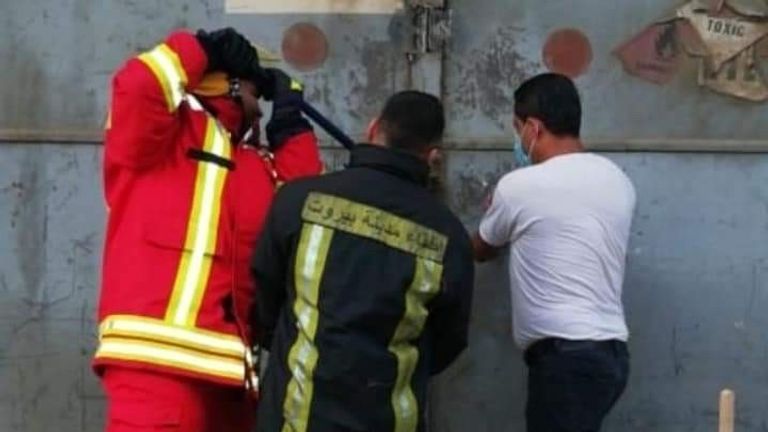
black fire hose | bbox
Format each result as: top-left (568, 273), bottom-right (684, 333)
top-left (297, 100), bottom-right (356, 151)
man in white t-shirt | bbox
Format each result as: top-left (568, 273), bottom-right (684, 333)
top-left (474, 73), bottom-right (636, 432)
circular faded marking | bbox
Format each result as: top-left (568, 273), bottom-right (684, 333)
top-left (282, 22), bottom-right (329, 72)
top-left (542, 28), bottom-right (593, 78)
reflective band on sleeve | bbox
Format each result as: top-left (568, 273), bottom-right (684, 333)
top-left (281, 224), bottom-right (334, 432)
top-left (100, 315), bottom-right (246, 358)
top-left (95, 337), bottom-right (244, 381)
top-left (138, 43), bottom-right (189, 112)
top-left (165, 118), bottom-right (232, 327)
top-left (389, 258), bottom-right (443, 432)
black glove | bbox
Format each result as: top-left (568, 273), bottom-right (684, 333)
top-left (196, 28), bottom-right (262, 81)
top-left (264, 68), bottom-right (313, 150)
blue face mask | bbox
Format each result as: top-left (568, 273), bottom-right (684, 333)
top-left (514, 135), bottom-right (532, 168)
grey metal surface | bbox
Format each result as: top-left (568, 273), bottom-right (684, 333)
top-left (2, 0), bottom-right (768, 431)
top-left (227, 12), bottom-right (410, 139)
top-left (0, 0), bottom-right (227, 132)
top-left (0, 145), bottom-right (105, 432)
top-left (444, 0), bottom-right (768, 143)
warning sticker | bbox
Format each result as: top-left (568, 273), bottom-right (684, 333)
top-left (614, 0), bottom-right (768, 101)
top-left (699, 46), bottom-right (768, 101)
top-left (614, 22), bottom-right (683, 84)
top-left (678, 1), bottom-right (768, 69)
top-left (226, 0), bottom-right (404, 14)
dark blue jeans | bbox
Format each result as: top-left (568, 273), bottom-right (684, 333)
top-left (524, 339), bottom-right (629, 432)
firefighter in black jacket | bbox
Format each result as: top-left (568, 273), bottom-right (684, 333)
top-left (251, 91), bottom-right (474, 432)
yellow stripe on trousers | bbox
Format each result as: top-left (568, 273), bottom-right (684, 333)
top-left (165, 118), bottom-right (231, 327)
top-left (389, 257), bottom-right (443, 432)
top-left (281, 224), bottom-right (334, 432)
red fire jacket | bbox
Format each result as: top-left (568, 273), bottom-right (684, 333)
top-left (93, 31), bottom-right (322, 387)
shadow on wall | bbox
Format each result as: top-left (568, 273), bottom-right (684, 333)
top-left (2, 37), bottom-right (51, 130)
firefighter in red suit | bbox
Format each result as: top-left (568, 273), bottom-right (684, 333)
top-left (93, 27), bottom-right (322, 431)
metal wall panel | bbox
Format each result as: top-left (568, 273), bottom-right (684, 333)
top-left (444, 0), bottom-right (768, 145)
top-left (0, 0), bottom-right (226, 132)
top-left (2, 1), bottom-right (768, 431)
top-left (0, 145), bottom-right (105, 432)
top-left (226, 11), bottom-right (409, 139)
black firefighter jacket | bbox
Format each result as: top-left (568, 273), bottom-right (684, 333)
top-left (252, 144), bottom-right (474, 432)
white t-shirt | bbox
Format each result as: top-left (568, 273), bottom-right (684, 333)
top-left (479, 153), bottom-right (636, 349)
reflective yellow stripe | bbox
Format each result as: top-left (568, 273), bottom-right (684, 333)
top-left (282, 224), bottom-right (334, 432)
top-left (302, 193), bottom-right (448, 262)
top-left (99, 315), bottom-right (246, 358)
top-left (138, 43), bottom-right (188, 112)
top-left (158, 44), bottom-right (188, 84)
top-left (165, 118), bottom-right (231, 326)
top-left (95, 337), bottom-right (244, 381)
top-left (389, 258), bottom-right (443, 432)
top-left (139, 51), bottom-right (174, 112)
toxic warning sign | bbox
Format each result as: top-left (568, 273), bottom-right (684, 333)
top-left (699, 46), bottom-right (768, 101)
top-left (677, 1), bottom-right (768, 69)
top-left (614, 0), bottom-right (768, 102)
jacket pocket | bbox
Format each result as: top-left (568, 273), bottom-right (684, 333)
top-left (143, 213), bottom-right (230, 258)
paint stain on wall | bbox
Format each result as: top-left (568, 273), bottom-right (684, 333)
top-left (344, 39), bottom-right (398, 122)
top-left (282, 22), bottom-right (330, 72)
top-left (542, 28), bottom-right (593, 78)
top-left (452, 26), bottom-right (539, 128)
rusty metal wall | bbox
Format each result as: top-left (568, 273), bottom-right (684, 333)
top-left (2, 1), bottom-right (768, 431)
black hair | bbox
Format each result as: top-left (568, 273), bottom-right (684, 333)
top-left (378, 91), bottom-right (445, 153)
top-left (514, 73), bottom-right (581, 138)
